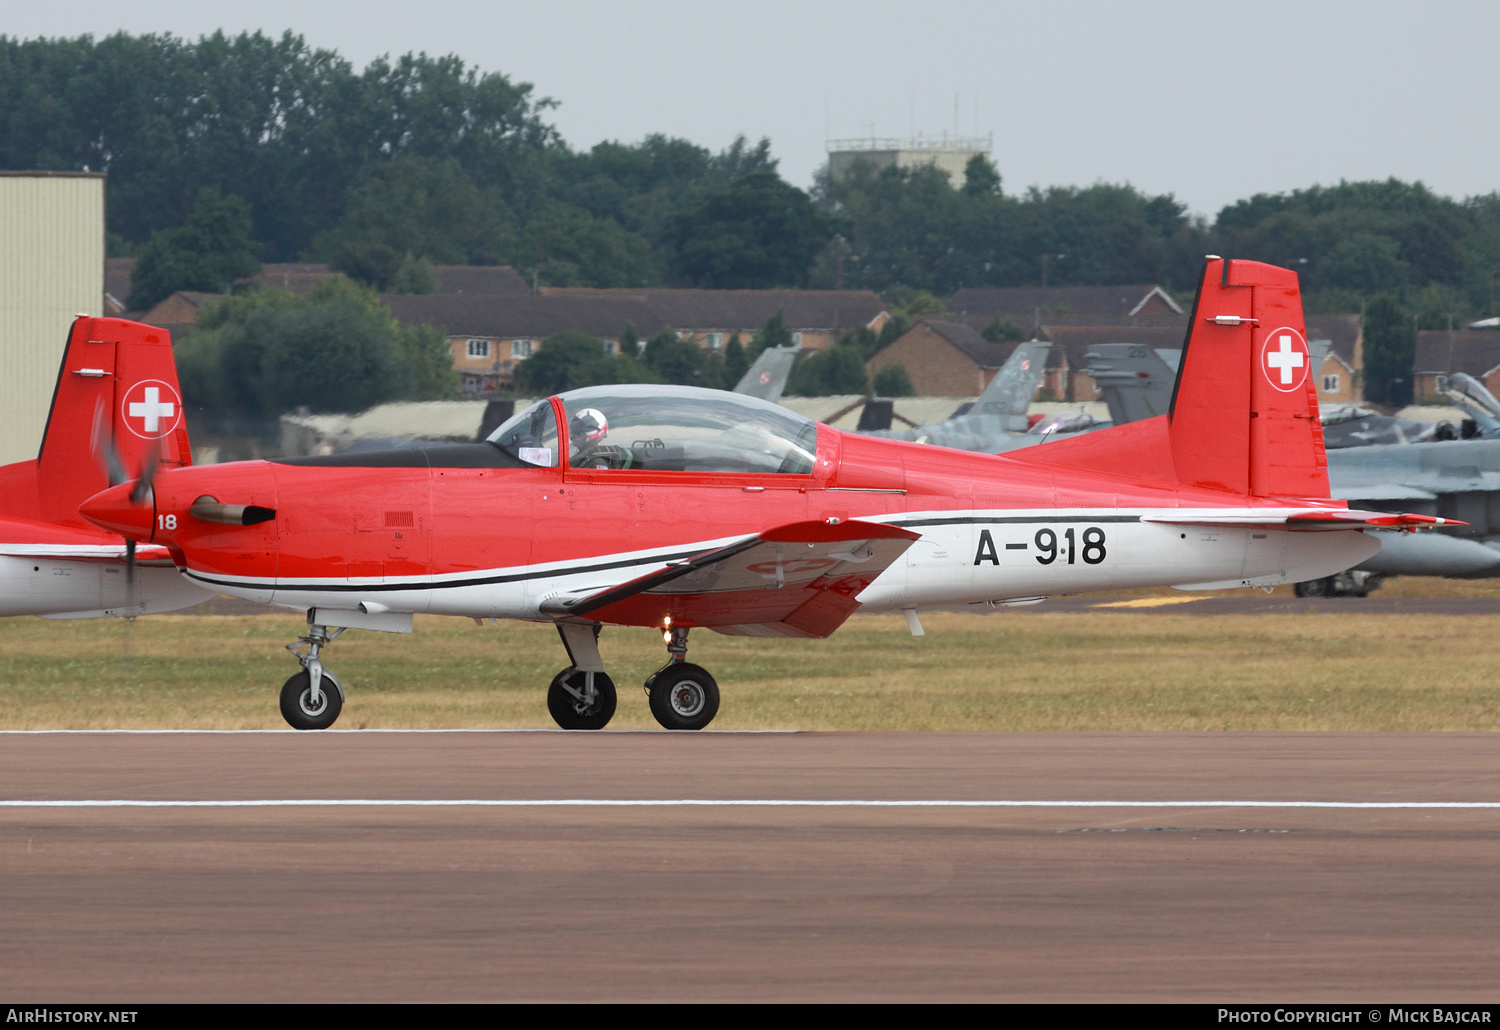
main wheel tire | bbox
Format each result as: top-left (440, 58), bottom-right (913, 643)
top-left (547, 668), bottom-right (617, 730)
top-left (647, 663), bottom-right (720, 731)
top-left (280, 670), bottom-right (343, 730)
top-left (1294, 578), bottom-right (1330, 598)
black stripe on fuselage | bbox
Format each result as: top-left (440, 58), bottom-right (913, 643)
top-left (273, 443), bottom-right (529, 469)
top-left (890, 515), bottom-right (1143, 528)
top-left (182, 546), bottom-right (710, 594)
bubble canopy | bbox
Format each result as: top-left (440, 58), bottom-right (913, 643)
top-left (486, 384), bottom-right (818, 474)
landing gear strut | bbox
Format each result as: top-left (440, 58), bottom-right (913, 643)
top-left (281, 621), bottom-right (346, 730)
top-left (645, 626), bottom-right (720, 731)
top-left (1294, 570), bottom-right (1385, 598)
top-left (548, 623), bottom-right (617, 730)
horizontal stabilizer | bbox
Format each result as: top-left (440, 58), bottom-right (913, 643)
top-left (542, 519), bottom-right (918, 637)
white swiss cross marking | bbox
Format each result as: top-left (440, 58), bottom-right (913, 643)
top-left (129, 387), bottom-right (174, 432)
top-left (1267, 334), bottom-right (1303, 384)
top-left (1259, 328), bottom-right (1309, 393)
top-left (120, 379), bottom-right (183, 439)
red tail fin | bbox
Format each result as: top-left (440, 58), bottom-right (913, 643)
top-left (1170, 258), bottom-right (1326, 497)
top-left (34, 317), bottom-right (192, 526)
top-left (1011, 258), bottom-right (1328, 499)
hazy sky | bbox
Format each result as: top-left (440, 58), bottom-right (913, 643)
top-left (9, 1), bottom-right (1499, 218)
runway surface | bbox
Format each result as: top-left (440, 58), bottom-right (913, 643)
top-left (1, 731), bottom-right (1497, 1002)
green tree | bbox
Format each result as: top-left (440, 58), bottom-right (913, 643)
top-left (512, 331), bottom-right (656, 394)
top-left (669, 170), bottom-right (835, 288)
top-left (1362, 293), bottom-right (1416, 408)
top-left (127, 187), bottom-right (260, 309)
top-left (786, 344), bottom-right (868, 397)
top-left (312, 156), bottom-right (510, 290)
top-left (962, 154), bottom-right (1001, 197)
top-left (641, 330), bottom-right (726, 388)
top-left (750, 311), bottom-right (794, 360)
top-left (181, 277), bottom-right (454, 417)
top-left (512, 203), bottom-right (659, 287)
top-left (619, 323), bottom-right (640, 356)
top-left (722, 334), bottom-right (748, 387)
top-left (872, 363), bottom-right (915, 397)
top-left (983, 317), bottom-right (1026, 343)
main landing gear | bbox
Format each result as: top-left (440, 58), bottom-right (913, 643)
top-left (645, 626), bottom-right (720, 731)
top-left (547, 623), bottom-right (720, 732)
top-left (281, 621), bottom-right (346, 730)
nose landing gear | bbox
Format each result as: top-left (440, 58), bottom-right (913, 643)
top-left (644, 626), bottom-right (720, 731)
top-left (281, 622), bottom-right (346, 730)
top-left (547, 668), bottom-right (618, 729)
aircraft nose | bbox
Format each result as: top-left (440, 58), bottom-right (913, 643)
top-left (79, 482), bottom-right (155, 542)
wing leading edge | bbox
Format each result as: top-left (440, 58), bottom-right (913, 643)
top-left (541, 519), bottom-right (919, 638)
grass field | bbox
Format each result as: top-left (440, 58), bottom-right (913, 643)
top-left (2, 578), bottom-right (1497, 730)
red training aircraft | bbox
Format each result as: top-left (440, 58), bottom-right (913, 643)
top-left (0, 316), bottom-right (209, 619)
top-left (80, 259), bottom-right (1447, 730)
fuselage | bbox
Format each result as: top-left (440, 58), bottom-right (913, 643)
top-left (81, 419), bottom-right (1378, 625)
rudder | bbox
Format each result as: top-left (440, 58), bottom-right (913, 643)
top-left (36, 317), bottom-right (192, 526)
top-left (1169, 258), bottom-right (1327, 498)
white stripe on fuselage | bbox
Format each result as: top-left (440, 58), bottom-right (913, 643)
top-left (184, 507), bottom-right (1380, 619)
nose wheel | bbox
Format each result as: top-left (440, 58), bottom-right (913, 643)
top-left (547, 668), bottom-right (618, 730)
top-left (280, 669), bottom-right (344, 730)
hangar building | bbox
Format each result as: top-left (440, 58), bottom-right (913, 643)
top-left (0, 172), bottom-right (105, 464)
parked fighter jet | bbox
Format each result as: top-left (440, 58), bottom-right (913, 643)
top-left (80, 259), bottom-right (1443, 731)
top-left (866, 340), bottom-right (1050, 450)
top-left (1437, 373), bottom-right (1500, 438)
top-left (0, 316), bottom-right (211, 618)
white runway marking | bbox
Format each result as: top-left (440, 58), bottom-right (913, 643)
top-left (1, 799), bottom-right (1498, 809)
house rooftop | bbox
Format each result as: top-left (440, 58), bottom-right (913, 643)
top-left (540, 287), bottom-right (887, 331)
top-left (947, 284), bottom-right (1183, 322)
top-left (1415, 330), bottom-right (1500, 377)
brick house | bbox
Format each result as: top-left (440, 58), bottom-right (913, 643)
top-left (1304, 314), bottom-right (1362, 402)
top-left (864, 318), bottom-right (1029, 396)
top-left (383, 293), bottom-right (668, 394)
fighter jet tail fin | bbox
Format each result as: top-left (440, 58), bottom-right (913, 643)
top-left (1084, 343), bottom-right (1177, 427)
top-left (1167, 257), bottom-right (1327, 497)
top-left (35, 317), bottom-right (192, 526)
top-left (969, 339), bottom-right (1049, 430)
top-left (734, 345), bottom-right (801, 402)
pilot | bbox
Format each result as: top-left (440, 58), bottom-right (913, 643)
top-left (570, 408), bottom-right (628, 469)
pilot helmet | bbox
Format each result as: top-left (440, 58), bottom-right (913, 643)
top-left (570, 407), bottom-right (609, 444)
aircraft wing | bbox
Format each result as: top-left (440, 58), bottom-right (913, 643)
top-left (1142, 510), bottom-right (1458, 531)
top-left (0, 543), bottom-right (174, 562)
top-left (540, 519), bottom-right (919, 638)
top-left (1333, 484), bottom-right (1439, 502)
top-left (0, 516), bottom-right (175, 564)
